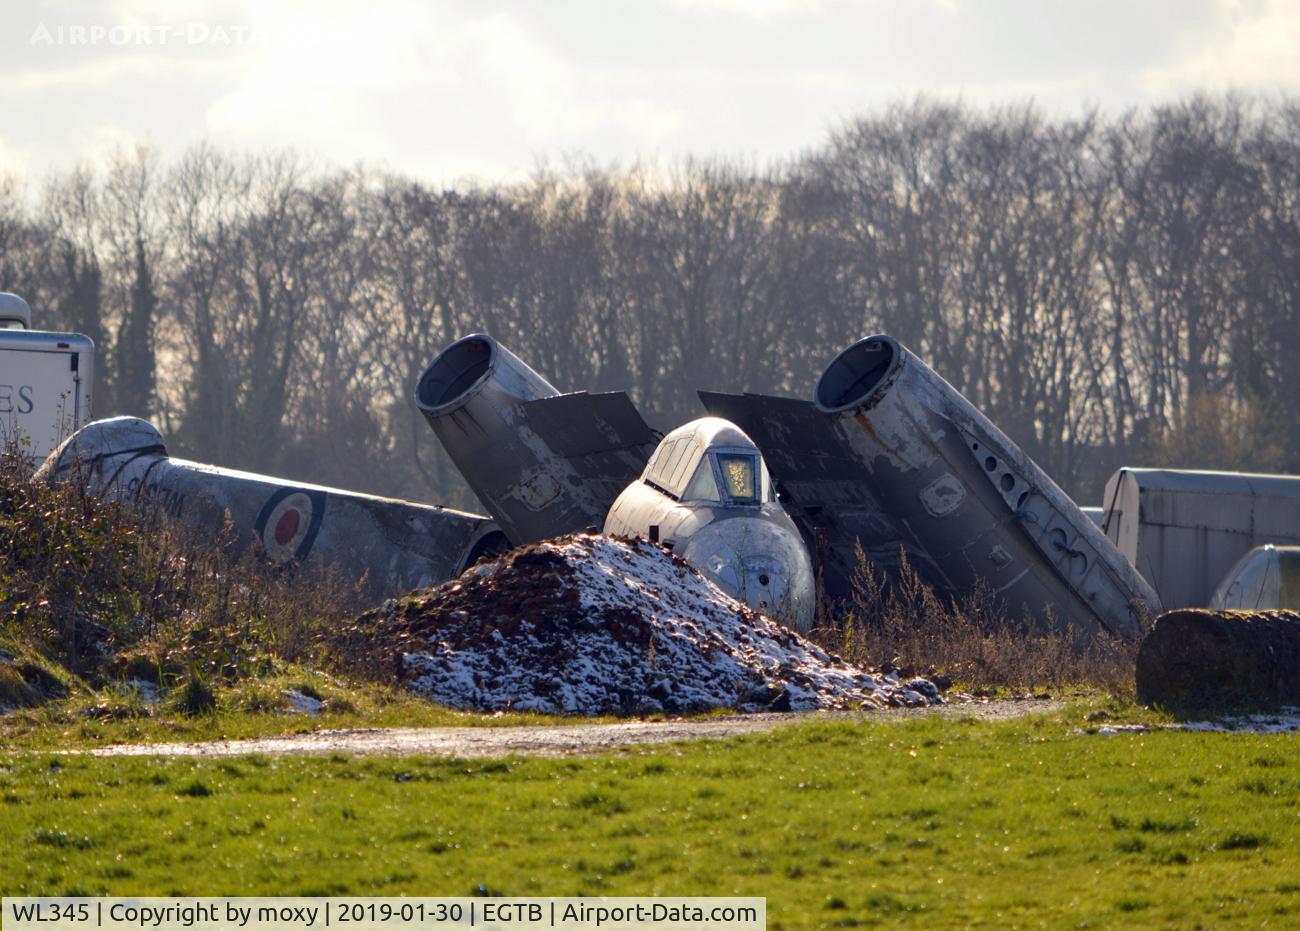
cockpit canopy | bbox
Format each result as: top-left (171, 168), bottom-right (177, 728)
top-left (641, 417), bottom-right (773, 506)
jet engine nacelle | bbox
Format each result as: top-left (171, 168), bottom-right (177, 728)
top-left (37, 417), bottom-right (505, 601)
top-left (605, 418), bottom-right (816, 630)
top-left (417, 334), bottom-right (657, 546)
top-left (814, 335), bottom-right (1160, 638)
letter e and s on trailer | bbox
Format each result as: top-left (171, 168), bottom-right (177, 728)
top-left (0, 328), bottom-right (95, 464)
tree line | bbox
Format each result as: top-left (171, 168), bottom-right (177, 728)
top-left (3, 94), bottom-right (1297, 510)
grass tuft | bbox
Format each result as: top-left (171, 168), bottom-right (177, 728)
top-left (172, 671), bottom-right (217, 717)
top-left (177, 780), bottom-right (213, 798)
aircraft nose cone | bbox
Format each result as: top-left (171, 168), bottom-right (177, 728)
top-left (737, 554), bottom-right (787, 611)
top-left (680, 516), bottom-right (815, 631)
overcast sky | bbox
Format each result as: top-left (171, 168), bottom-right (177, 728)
top-left (4, 0), bottom-right (1300, 184)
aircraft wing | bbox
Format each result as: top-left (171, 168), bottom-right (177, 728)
top-left (697, 390), bottom-right (919, 600)
top-left (509, 391), bottom-right (659, 533)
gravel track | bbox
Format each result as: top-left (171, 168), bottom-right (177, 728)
top-left (83, 698), bottom-right (1064, 758)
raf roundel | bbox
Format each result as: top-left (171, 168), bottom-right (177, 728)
top-left (253, 487), bottom-right (326, 564)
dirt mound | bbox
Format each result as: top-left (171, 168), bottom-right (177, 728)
top-left (349, 533), bottom-right (942, 715)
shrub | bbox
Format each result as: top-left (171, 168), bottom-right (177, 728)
top-left (0, 441), bottom-right (354, 701)
top-left (814, 545), bottom-right (1141, 692)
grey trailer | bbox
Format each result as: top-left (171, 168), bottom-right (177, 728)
top-left (416, 334), bottom-right (658, 546)
top-left (1103, 468), bottom-right (1300, 609)
top-left (38, 417), bottom-right (505, 601)
top-left (705, 335), bottom-right (1160, 640)
top-left (1210, 545), bottom-right (1300, 611)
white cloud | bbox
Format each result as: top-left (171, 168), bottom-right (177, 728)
top-left (662, 0), bottom-right (824, 18)
top-left (1140, 0), bottom-right (1300, 95)
top-left (201, 0), bottom-right (448, 163)
top-left (79, 124), bottom-right (151, 167)
top-left (6, 0), bottom-right (1300, 186)
top-left (108, 0), bottom-right (235, 18)
top-left (0, 137), bottom-right (34, 179)
top-left (5, 55), bottom-right (167, 93)
top-left (462, 12), bottom-right (682, 143)
top-left (202, 0), bottom-right (684, 178)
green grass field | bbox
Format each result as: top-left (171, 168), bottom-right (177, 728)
top-left (2, 698), bottom-right (1298, 929)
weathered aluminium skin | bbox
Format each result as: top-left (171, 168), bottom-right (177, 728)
top-left (416, 334), bottom-right (658, 546)
top-left (37, 416), bottom-right (505, 602)
top-left (697, 388), bottom-right (910, 603)
top-left (604, 417), bottom-right (817, 631)
top-left (703, 336), bottom-right (1161, 639)
top-left (419, 335), bottom-right (819, 628)
top-left (812, 335), bottom-right (1160, 639)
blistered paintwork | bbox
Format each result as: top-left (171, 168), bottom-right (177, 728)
top-left (680, 517), bottom-right (816, 631)
top-left (697, 390), bottom-right (913, 600)
top-left (37, 417), bottom-right (503, 601)
top-left (704, 339), bottom-right (1159, 639)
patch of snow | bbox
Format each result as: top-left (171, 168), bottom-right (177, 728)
top-left (360, 534), bottom-right (944, 716)
top-left (1089, 708), bottom-right (1300, 735)
top-left (125, 679), bottom-right (160, 704)
top-left (1172, 709), bottom-right (1300, 733)
top-left (281, 690), bottom-right (323, 715)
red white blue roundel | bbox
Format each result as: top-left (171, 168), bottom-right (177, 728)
top-left (253, 487), bottom-right (326, 564)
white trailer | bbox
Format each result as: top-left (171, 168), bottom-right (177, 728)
top-left (0, 294), bottom-right (95, 464)
top-left (1100, 467), bottom-right (1300, 609)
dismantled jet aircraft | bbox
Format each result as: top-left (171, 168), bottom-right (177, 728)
top-left (37, 416), bottom-right (505, 600)
top-left (414, 331), bottom-right (1156, 637)
top-left (416, 334), bottom-right (658, 546)
top-left (702, 335), bottom-right (1160, 639)
top-left (41, 330), bottom-right (1160, 640)
top-left (415, 335), bottom-right (815, 629)
top-left (603, 417), bottom-right (816, 629)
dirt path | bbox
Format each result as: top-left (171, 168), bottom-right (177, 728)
top-left (84, 698), bottom-right (1064, 758)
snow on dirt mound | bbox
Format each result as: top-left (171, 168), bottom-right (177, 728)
top-left (351, 533), bottom-right (941, 715)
